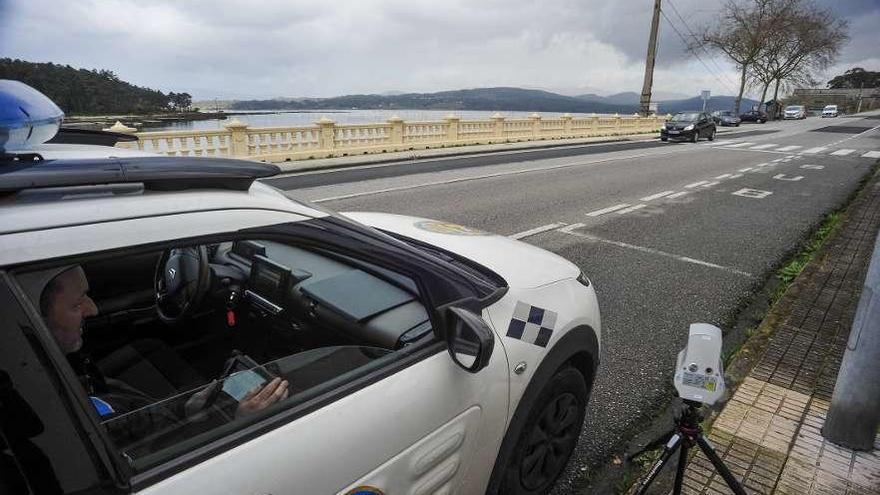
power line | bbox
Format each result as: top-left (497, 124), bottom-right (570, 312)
top-left (658, 7), bottom-right (739, 95)
top-left (665, 0), bottom-right (740, 91)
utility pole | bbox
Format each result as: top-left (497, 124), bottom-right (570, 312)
top-left (640, 0), bottom-right (662, 116)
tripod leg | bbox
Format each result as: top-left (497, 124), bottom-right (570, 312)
top-left (695, 434), bottom-right (747, 495)
top-left (672, 440), bottom-right (690, 495)
top-left (634, 433), bottom-right (682, 495)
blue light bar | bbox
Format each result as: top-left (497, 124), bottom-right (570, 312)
top-left (0, 80), bottom-right (64, 154)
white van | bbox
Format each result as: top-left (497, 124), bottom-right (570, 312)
top-left (822, 104), bottom-right (839, 118)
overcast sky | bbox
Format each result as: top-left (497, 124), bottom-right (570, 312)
top-left (1, 0), bottom-right (877, 101)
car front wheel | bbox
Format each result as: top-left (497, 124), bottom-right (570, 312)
top-left (497, 366), bottom-right (588, 495)
top-left (691, 131), bottom-right (699, 143)
top-left (708, 128), bottom-right (716, 141)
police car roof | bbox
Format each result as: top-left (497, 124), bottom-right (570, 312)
top-left (0, 144), bottom-right (325, 235)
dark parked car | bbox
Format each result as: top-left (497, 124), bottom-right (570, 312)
top-left (660, 111), bottom-right (717, 142)
top-left (739, 110), bottom-right (768, 123)
top-left (711, 110), bottom-right (741, 127)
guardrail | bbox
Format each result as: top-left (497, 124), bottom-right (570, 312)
top-left (109, 112), bottom-right (667, 163)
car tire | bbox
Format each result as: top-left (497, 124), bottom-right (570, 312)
top-left (496, 366), bottom-right (588, 495)
top-left (691, 131), bottom-right (698, 143)
top-left (660, 137), bottom-right (668, 142)
top-left (708, 128), bottom-right (716, 141)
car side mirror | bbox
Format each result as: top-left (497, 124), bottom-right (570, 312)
top-left (445, 306), bottom-right (494, 373)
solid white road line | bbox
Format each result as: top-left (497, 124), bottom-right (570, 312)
top-left (711, 140), bottom-right (734, 146)
top-left (311, 147), bottom-right (693, 203)
top-left (863, 151), bottom-right (880, 159)
top-left (715, 174), bottom-right (732, 179)
top-left (640, 190), bottom-right (676, 201)
top-left (750, 144), bottom-right (777, 150)
top-left (685, 181), bottom-right (709, 188)
top-left (617, 204), bottom-right (647, 214)
top-left (557, 229), bottom-right (754, 278)
top-left (586, 204), bottom-right (631, 217)
top-left (509, 223), bottom-right (568, 240)
top-left (728, 174), bottom-right (744, 179)
top-left (776, 145), bottom-right (802, 152)
top-left (702, 181), bottom-right (720, 188)
top-left (724, 142), bottom-right (755, 148)
top-left (666, 191), bottom-right (690, 198)
top-left (802, 147), bottom-right (828, 154)
top-left (831, 149), bottom-right (855, 156)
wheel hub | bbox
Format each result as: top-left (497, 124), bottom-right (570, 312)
top-left (519, 392), bottom-right (581, 490)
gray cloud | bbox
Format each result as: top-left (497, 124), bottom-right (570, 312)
top-left (0, 0), bottom-right (876, 100)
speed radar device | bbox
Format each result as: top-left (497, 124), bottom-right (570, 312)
top-left (633, 323), bottom-right (746, 495)
top-left (673, 323), bottom-right (725, 405)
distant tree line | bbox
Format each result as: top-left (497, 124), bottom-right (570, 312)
top-left (0, 58), bottom-right (192, 115)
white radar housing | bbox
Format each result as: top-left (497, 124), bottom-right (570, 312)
top-left (674, 323), bottom-right (725, 405)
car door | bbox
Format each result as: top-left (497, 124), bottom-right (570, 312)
top-left (5, 216), bottom-right (512, 495)
top-left (131, 228), bottom-right (511, 495)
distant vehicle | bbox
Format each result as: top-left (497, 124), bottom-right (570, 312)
top-left (822, 104), bottom-right (839, 118)
top-left (783, 105), bottom-right (807, 120)
top-left (711, 110), bottom-right (741, 127)
top-left (739, 110), bottom-right (768, 123)
top-left (660, 111), bottom-right (717, 142)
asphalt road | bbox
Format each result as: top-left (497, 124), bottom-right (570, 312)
top-left (269, 113), bottom-right (880, 493)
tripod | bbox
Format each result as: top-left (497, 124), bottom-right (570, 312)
top-left (634, 400), bottom-right (746, 495)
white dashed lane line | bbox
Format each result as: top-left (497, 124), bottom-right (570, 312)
top-left (750, 144), bottom-right (777, 150)
top-left (863, 151), bottom-right (880, 159)
top-left (667, 191), bottom-right (690, 198)
top-left (586, 204), bottom-right (631, 217)
top-left (776, 145), bottom-right (801, 152)
top-left (715, 174), bottom-right (732, 179)
top-left (685, 181), bottom-right (710, 188)
top-left (831, 149), bottom-right (855, 156)
top-left (640, 190), bottom-right (676, 201)
top-left (724, 142), bottom-right (755, 148)
top-left (509, 223), bottom-right (568, 240)
top-left (617, 204), bottom-right (647, 214)
top-left (738, 167), bottom-right (753, 172)
top-left (802, 147), bottom-right (827, 154)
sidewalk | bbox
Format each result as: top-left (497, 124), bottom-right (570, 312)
top-left (682, 168), bottom-right (880, 494)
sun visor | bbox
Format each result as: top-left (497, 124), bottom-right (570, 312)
top-left (0, 80), bottom-right (65, 154)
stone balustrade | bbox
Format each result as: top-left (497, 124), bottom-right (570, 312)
top-left (114, 113), bottom-right (668, 162)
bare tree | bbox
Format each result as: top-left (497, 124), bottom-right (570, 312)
top-left (694, 0), bottom-right (846, 116)
top-left (747, 0), bottom-right (846, 118)
top-left (694, 0), bottom-right (777, 114)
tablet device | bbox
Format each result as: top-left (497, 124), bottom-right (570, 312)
top-left (219, 354), bottom-right (274, 402)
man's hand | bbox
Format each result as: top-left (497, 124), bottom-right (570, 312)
top-left (235, 377), bottom-right (290, 418)
top-left (184, 380), bottom-right (220, 420)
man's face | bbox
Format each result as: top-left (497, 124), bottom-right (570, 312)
top-left (45, 267), bottom-right (99, 353)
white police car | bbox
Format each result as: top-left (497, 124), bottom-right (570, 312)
top-left (0, 81), bottom-right (601, 495)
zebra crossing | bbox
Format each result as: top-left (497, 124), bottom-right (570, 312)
top-left (711, 140), bottom-right (878, 159)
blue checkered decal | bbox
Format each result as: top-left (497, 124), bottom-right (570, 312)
top-left (507, 301), bottom-right (557, 347)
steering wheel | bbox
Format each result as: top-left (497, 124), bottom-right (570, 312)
top-left (154, 246), bottom-right (211, 324)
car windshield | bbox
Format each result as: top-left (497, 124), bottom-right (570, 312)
top-left (720, 111), bottom-right (733, 116)
top-left (670, 112), bottom-right (699, 122)
top-left (785, 106), bottom-right (802, 111)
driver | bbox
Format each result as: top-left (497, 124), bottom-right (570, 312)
top-left (28, 265), bottom-right (289, 419)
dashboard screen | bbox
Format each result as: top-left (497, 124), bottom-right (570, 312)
top-left (249, 255), bottom-right (292, 300)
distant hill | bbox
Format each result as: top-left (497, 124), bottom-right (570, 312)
top-left (231, 87), bottom-right (640, 113)
top-left (0, 58), bottom-right (176, 115)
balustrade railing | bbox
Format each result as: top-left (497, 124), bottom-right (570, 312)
top-left (113, 112), bottom-right (667, 162)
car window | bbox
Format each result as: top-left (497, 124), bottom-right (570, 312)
top-left (12, 234), bottom-right (437, 474)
